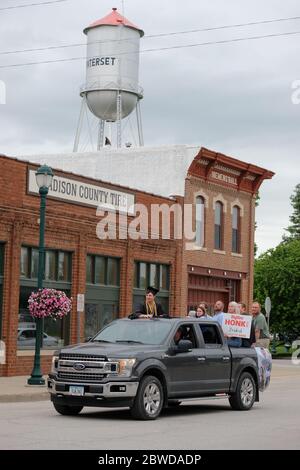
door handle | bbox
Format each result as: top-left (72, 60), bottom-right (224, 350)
top-left (222, 356), bottom-right (230, 361)
top-left (197, 357), bottom-right (206, 361)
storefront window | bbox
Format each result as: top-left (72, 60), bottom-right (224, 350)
top-left (87, 255), bottom-right (120, 286)
top-left (30, 248), bottom-right (39, 279)
top-left (108, 258), bottom-right (119, 286)
top-left (45, 251), bottom-right (56, 281)
top-left (133, 262), bottom-right (170, 314)
top-left (95, 256), bottom-right (106, 284)
top-left (20, 247), bottom-right (29, 278)
top-left (160, 265), bottom-right (169, 291)
top-left (150, 264), bottom-right (158, 288)
top-left (58, 251), bottom-right (71, 281)
top-left (18, 286), bottom-right (70, 350)
top-left (21, 247), bottom-right (71, 282)
top-left (139, 263), bottom-right (147, 289)
top-left (135, 262), bottom-right (169, 290)
top-left (86, 255), bottom-right (93, 283)
top-left (19, 247), bottom-right (72, 349)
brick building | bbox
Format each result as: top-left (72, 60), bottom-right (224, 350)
top-left (0, 155), bottom-right (182, 376)
top-left (181, 147), bottom-right (274, 315)
top-left (0, 145), bottom-right (274, 376)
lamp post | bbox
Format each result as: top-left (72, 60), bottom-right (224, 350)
top-left (28, 165), bottom-right (53, 385)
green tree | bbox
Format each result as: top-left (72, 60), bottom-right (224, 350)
top-left (284, 183), bottom-right (300, 241)
top-left (254, 239), bottom-right (300, 334)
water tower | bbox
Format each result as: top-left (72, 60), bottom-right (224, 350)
top-left (73, 8), bottom-right (144, 151)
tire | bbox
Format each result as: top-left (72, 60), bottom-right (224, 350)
top-left (229, 372), bottom-right (256, 411)
top-left (53, 403), bottom-right (83, 416)
top-left (130, 375), bottom-right (164, 420)
top-left (168, 400), bottom-right (182, 407)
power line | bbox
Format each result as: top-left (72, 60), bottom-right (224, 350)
top-left (0, 0), bottom-right (69, 11)
top-left (1, 29), bottom-right (300, 69)
top-left (1, 14), bottom-right (300, 56)
top-left (150, 14), bottom-right (300, 38)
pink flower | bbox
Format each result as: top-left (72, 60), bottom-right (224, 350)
top-left (28, 288), bottom-right (72, 319)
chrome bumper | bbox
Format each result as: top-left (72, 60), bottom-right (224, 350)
top-left (48, 378), bottom-right (139, 398)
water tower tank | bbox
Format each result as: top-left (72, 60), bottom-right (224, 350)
top-left (82, 8), bottom-right (144, 122)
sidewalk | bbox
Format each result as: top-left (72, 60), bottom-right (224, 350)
top-left (0, 359), bottom-right (299, 403)
top-left (0, 376), bottom-right (48, 403)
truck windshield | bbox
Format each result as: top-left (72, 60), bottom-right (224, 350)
top-left (93, 320), bottom-right (172, 345)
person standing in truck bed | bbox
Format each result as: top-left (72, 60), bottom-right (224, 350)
top-left (131, 286), bottom-right (168, 319)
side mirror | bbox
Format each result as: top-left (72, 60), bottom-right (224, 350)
top-left (175, 339), bottom-right (193, 353)
top-left (86, 336), bottom-right (93, 342)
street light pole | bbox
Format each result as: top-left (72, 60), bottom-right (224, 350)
top-left (28, 165), bottom-right (53, 385)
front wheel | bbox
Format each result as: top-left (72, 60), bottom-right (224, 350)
top-left (130, 375), bottom-right (164, 420)
top-left (229, 372), bottom-right (256, 411)
top-left (53, 403), bottom-right (83, 416)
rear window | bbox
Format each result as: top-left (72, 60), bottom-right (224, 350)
top-left (199, 324), bottom-right (222, 346)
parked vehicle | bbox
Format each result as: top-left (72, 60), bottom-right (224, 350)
top-left (48, 318), bottom-right (265, 420)
top-left (17, 327), bottom-right (59, 348)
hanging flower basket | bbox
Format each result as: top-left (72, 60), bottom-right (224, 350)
top-left (28, 288), bottom-right (72, 320)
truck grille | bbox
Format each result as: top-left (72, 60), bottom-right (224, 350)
top-left (59, 354), bottom-right (107, 361)
top-left (57, 371), bottom-right (105, 382)
top-left (57, 353), bottom-right (118, 382)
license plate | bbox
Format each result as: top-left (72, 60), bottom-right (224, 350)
top-left (69, 385), bottom-right (84, 396)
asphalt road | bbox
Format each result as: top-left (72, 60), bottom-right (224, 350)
top-left (1, 361), bottom-right (300, 450)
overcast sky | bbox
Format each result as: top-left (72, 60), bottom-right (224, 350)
top-left (0, 0), bottom-right (299, 254)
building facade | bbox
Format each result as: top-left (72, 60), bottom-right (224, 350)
top-left (0, 146), bottom-right (274, 376)
top-left (181, 147), bottom-right (274, 315)
top-left (0, 155), bottom-right (182, 376)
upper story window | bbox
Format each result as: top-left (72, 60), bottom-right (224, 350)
top-left (232, 206), bottom-right (241, 253)
top-left (195, 196), bottom-right (205, 247)
top-left (86, 255), bottom-right (120, 287)
top-left (214, 201), bottom-right (224, 250)
top-left (20, 247), bottom-right (72, 282)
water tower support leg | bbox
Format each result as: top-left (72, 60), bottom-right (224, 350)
top-left (136, 100), bottom-right (144, 146)
top-left (117, 91), bottom-right (122, 148)
top-left (73, 96), bottom-right (86, 152)
top-left (97, 119), bottom-right (105, 150)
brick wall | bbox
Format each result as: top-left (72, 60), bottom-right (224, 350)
top-left (181, 176), bottom-right (256, 313)
top-left (0, 156), bottom-right (182, 376)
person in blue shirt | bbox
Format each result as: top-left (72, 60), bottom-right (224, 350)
top-left (213, 300), bottom-right (225, 325)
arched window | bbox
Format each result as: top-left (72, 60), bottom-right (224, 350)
top-left (232, 206), bottom-right (241, 253)
top-left (214, 201), bottom-right (223, 250)
top-left (195, 196), bottom-right (205, 247)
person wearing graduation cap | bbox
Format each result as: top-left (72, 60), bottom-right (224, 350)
top-left (132, 286), bottom-right (168, 319)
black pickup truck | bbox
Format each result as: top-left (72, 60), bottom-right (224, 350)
top-left (48, 318), bottom-right (261, 420)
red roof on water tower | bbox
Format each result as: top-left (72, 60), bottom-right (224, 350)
top-left (84, 7), bottom-right (144, 37)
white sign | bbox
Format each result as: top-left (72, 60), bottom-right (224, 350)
top-left (265, 297), bottom-right (272, 316)
top-left (28, 169), bottom-right (135, 215)
top-left (77, 294), bottom-right (85, 313)
top-left (0, 340), bottom-right (6, 364)
top-left (223, 313), bottom-right (252, 338)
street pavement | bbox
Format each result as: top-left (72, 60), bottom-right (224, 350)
top-left (0, 360), bottom-right (299, 450)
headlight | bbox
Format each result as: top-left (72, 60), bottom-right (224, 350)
top-left (108, 358), bottom-right (136, 377)
top-left (51, 355), bottom-right (59, 374)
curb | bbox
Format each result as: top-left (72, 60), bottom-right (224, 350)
top-left (0, 392), bottom-right (49, 403)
